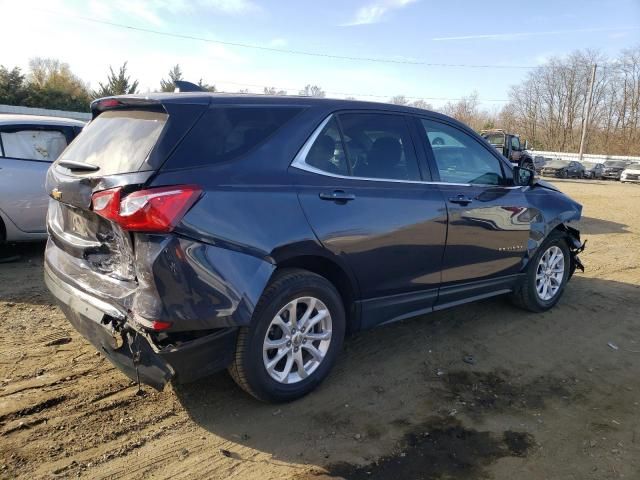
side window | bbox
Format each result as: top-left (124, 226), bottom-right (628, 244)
top-left (420, 119), bottom-right (505, 185)
top-left (338, 113), bottom-right (420, 181)
top-left (0, 128), bottom-right (68, 162)
top-left (305, 117), bottom-right (349, 175)
top-left (511, 136), bottom-right (520, 150)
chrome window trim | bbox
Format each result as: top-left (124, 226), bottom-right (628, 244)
top-left (291, 114), bottom-right (522, 190)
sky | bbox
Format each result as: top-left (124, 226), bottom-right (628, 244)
top-left (1, 0), bottom-right (639, 108)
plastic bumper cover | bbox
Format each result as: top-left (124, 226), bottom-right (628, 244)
top-left (44, 263), bottom-right (238, 390)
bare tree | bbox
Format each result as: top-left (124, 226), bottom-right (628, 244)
top-left (263, 87), bottom-right (287, 95)
top-left (299, 84), bottom-right (325, 97)
top-left (389, 95), bottom-right (409, 105)
top-left (499, 47), bottom-right (640, 155)
top-left (410, 99), bottom-right (433, 110)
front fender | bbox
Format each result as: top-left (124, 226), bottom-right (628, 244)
top-left (523, 184), bottom-right (584, 271)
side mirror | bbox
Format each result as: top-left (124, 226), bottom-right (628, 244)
top-left (513, 166), bottom-right (535, 187)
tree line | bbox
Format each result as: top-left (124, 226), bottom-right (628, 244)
top-left (1, 45), bottom-right (638, 155)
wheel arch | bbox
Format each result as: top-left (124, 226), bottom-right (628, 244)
top-left (272, 254), bottom-right (361, 334)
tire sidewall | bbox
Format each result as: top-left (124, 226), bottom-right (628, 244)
top-left (242, 274), bottom-right (345, 402)
top-left (527, 235), bottom-right (571, 310)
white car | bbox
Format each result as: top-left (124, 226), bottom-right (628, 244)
top-left (620, 162), bottom-right (640, 184)
top-left (0, 114), bottom-right (85, 243)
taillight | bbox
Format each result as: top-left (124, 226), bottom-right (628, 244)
top-left (92, 185), bottom-right (202, 232)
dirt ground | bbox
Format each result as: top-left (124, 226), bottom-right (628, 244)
top-left (1, 179), bottom-right (639, 480)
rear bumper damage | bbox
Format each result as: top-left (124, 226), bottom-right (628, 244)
top-left (44, 263), bottom-right (238, 390)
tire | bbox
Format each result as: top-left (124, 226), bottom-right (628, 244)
top-left (228, 269), bottom-right (346, 402)
top-left (561, 170), bottom-right (568, 179)
top-left (510, 231), bottom-right (571, 313)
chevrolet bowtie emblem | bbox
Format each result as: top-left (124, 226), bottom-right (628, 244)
top-left (51, 188), bottom-right (62, 200)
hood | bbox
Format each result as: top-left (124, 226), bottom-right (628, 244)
top-left (534, 178), bottom-right (561, 192)
top-left (623, 167), bottom-right (640, 175)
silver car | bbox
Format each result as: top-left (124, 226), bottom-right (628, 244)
top-left (0, 114), bottom-right (85, 243)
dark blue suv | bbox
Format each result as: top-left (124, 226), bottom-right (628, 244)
top-left (44, 94), bottom-right (585, 402)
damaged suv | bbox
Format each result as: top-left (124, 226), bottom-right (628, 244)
top-left (45, 94), bottom-right (585, 402)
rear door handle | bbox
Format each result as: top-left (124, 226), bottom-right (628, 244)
top-left (448, 195), bottom-right (473, 206)
top-left (319, 190), bottom-right (356, 202)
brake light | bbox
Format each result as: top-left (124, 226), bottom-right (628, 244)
top-left (92, 185), bottom-right (202, 232)
top-left (95, 98), bottom-right (122, 109)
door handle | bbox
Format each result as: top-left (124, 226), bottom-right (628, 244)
top-left (319, 190), bottom-right (356, 202)
top-left (448, 195), bottom-right (473, 206)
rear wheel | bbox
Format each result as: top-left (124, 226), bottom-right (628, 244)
top-left (228, 269), bottom-right (345, 402)
top-left (510, 232), bottom-right (571, 312)
top-left (561, 170), bottom-right (568, 179)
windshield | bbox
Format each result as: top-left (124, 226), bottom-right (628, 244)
top-left (546, 160), bottom-right (569, 168)
top-left (582, 162), bottom-right (596, 169)
top-left (58, 110), bottom-right (168, 175)
top-left (604, 161), bottom-right (627, 168)
top-left (626, 162), bottom-right (640, 169)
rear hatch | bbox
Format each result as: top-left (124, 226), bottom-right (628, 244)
top-left (46, 96), bottom-right (209, 308)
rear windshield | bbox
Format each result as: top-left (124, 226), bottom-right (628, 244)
top-left (604, 161), bottom-right (626, 168)
top-left (165, 106), bottom-right (303, 169)
top-left (546, 160), bottom-right (569, 168)
top-left (483, 133), bottom-right (504, 145)
top-left (58, 110), bottom-right (167, 175)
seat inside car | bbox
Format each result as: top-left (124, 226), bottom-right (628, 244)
top-left (355, 136), bottom-right (402, 179)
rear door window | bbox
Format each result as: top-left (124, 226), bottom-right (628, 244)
top-left (57, 110), bottom-right (168, 175)
top-left (338, 113), bottom-right (421, 181)
top-left (0, 129), bottom-right (68, 161)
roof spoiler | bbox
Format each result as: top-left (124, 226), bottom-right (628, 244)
top-left (90, 97), bottom-right (165, 119)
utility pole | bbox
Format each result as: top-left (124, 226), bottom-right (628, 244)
top-left (578, 64), bottom-right (597, 163)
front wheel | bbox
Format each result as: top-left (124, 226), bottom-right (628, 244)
top-left (510, 232), bottom-right (571, 312)
top-left (228, 269), bottom-right (345, 402)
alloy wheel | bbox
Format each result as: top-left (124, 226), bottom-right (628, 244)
top-left (262, 296), bottom-right (332, 384)
top-left (535, 245), bottom-right (565, 301)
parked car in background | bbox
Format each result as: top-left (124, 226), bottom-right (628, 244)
top-left (582, 161), bottom-right (605, 179)
top-left (601, 160), bottom-right (628, 180)
top-left (541, 160), bottom-right (585, 178)
top-left (621, 162), bottom-right (640, 183)
top-left (44, 94), bottom-right (585, 402)
top-left (0, 114), bottom-right (84, 243)
top-left (533, 155), bottom-right (546, 173)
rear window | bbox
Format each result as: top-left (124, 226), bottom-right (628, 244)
top-left (167, 106), bottom-right (303, 168)
top-left (58, 110), bottom-right (167, 175)
top-left (483, 133), bottom-right (505, 145)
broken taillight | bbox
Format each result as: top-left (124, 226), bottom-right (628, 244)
top-left (92, 185), bottom-right (202, 232)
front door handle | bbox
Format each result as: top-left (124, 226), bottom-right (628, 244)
top-left (448, 195), bottom-right (473, 206)
top-left (319, 190), bottom-right (356, 202)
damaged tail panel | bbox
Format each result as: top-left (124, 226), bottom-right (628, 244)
top-left (44, 98), bottom-right (275, 390)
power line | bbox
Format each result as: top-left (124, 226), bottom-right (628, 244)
top-left (39, 9), bottom-right (538, 70)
